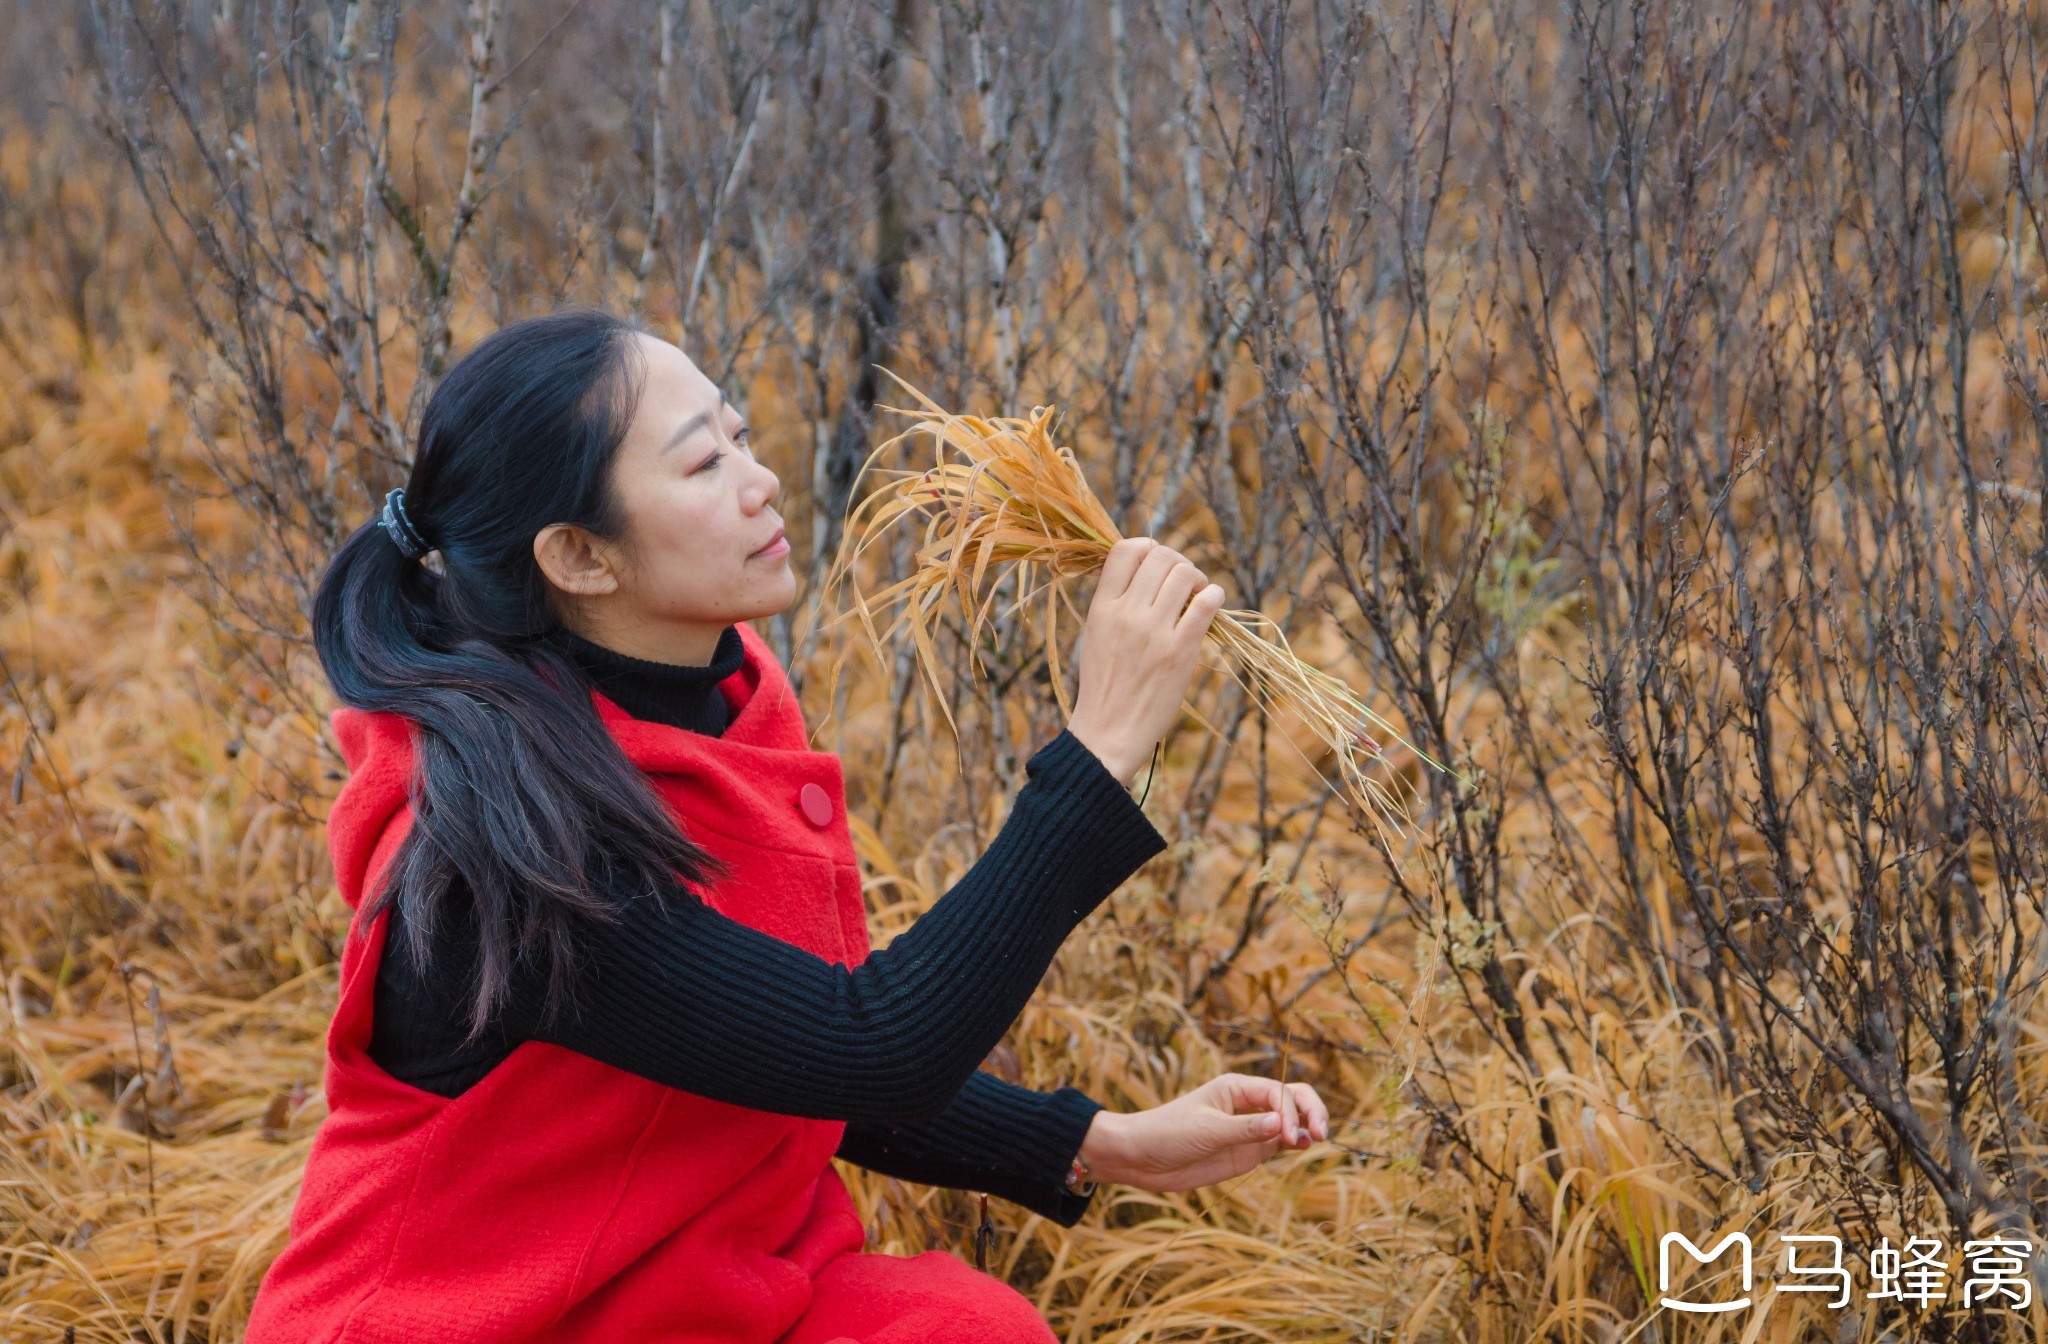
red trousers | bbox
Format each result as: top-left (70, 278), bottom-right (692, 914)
top-left (781, 1249), bottom-right (1059, 1344)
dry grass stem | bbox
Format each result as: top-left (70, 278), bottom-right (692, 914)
top-left (817, 372), bottom-right (1449, 843)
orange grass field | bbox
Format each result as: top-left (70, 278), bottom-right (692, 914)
top-left (0, 194), bottom-right (2014, 1344)
top-left (0, 282), bottom-right (1448, 1340)
top-left (0, 143), bottom-right (1460, 1343)
top-left (8, 4), bottom-right (2048, 1340)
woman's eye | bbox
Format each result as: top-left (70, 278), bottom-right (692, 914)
top-left (697, 451), bottom-right (723, 472)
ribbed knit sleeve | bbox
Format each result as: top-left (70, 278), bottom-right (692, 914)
top-left (835, 1071), bottom-right (1106, 1227)
top-left (519, 728), bottom-right (1166, 1124)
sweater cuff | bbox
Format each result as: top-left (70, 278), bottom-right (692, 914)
top-left (957, 1082), bottom-right (1106, 1228)
top-left (832, 1075), bottom-right (1110, 1229)
top-left (1033, 1085), bottom-right (1109, 1227)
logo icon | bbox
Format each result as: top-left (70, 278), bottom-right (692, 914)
top-left (1660, 1232), bottom-right (1754, 1314)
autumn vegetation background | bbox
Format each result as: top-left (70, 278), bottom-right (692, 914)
top-left (6, 0), bottom-right (2048, 1339)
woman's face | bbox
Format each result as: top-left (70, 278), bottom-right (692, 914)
top-left (535, 333), bottom-right (795, 663)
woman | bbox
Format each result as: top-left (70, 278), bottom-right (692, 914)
top-left (245, 308), bottom-right (1330, 1344)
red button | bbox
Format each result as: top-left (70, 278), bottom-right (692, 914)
top-left (799, 782), bottom-right (832, 827)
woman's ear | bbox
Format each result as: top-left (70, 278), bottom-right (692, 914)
top-left (534, 523), bottom-right (622, 598)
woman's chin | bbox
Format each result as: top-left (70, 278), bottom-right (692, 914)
top-left (736, 569), bottom-right (799, 621)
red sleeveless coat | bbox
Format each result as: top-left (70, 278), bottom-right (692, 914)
top-left (244, 622), bottom-right (1056, 1343)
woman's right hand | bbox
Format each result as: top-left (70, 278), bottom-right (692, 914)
top-left (1065, 537), bottom-right (1227, 786)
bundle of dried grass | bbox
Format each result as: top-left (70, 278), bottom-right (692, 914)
top-left (816, 373), bottom-right (1450, 842)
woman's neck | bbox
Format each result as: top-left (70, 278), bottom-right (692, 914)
top-left (554, 624), bottom-right (746, 736)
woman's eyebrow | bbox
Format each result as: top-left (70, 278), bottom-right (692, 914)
top-left (660, 393), bottom-right (728, 455)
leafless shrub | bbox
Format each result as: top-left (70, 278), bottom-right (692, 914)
top-left (48, 0), bottom-right (2048, 1336)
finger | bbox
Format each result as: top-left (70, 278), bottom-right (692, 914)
top-left (1126, 539), bottom-right (1186, 606)
top-left (1149, 558), bottom-right (1207, 620)
top-left (1216, 1073), bottom-right (1283, 1116)
top-left (1233, 1110), bottom-right (1285, 1144)
top-left (1292, 1083), bottom-right (1330, 1142)
top-left (1282, 1085), bottom-right (1313, 1147)
top-left (1174, 583), bottom-right (1227, 640)
top-left (1098, 537), bottom-right (1155, 600)
top-left (1231, 1075), bottom-right (1300, 1147)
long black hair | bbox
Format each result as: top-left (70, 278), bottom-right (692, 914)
top-left (312, 307), bottom-right (732, 1041)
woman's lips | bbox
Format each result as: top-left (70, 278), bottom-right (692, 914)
top-left (750, 527), bottom-right (789, 558)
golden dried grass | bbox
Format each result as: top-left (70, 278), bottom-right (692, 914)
top-left (0, 267), bottom-right (1922, 1344)
top-left (12, 80), bottom-right (2048, 1343)
top-left (815, 372), bottom-right (1452, 849)
top-left (0, 273), bottom-right (1446, 1341)
top-left (0, 313), bottom-right (335, 1339)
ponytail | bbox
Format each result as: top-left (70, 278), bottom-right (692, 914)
top-left (311, 308), bottom-right (731, 1042)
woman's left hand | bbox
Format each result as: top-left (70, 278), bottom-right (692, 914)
top-left (1076, 1072), bottom-right (1330, 1193)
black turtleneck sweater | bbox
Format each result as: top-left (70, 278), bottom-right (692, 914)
top-left (365, 625), bottom-right (1167, 1227)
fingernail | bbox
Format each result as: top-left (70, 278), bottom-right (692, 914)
top-left (1261, 1114), bottom-right (1281, 1135)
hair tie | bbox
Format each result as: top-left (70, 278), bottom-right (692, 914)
top-left (379, 487), bottom-right (430, 561)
